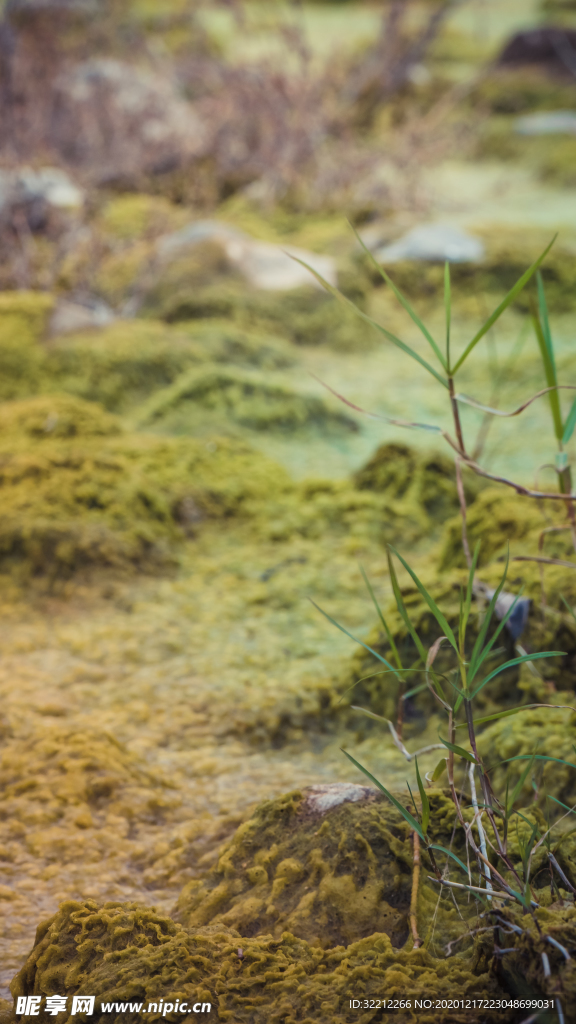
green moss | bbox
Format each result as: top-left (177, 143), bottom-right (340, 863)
top-left (354, 443), bottom-right (484, 523)
top-left (539, 136), bottom-right (576, 188)
top-left (0, 398), bottom-right (291, 578)
top-left (439, 486), bottom-right (547, 570)
top-left (143, 247), bottom-right (374, 351)
top-left (0, 292), bottom-right (53, 400)
top-left (378, 230), bottom-right (576, 312)
top-left (140, 365), bottom-right (359, 435)
top-left (45, 320), bottom-right (295, 414)
top-left (175, 787), bottom-right (467, 950)
top-left (9, 896), bottom-right (516, 1024)
top-left (478, 705), bottom-right (576, 820)
top-left (0, 394), bottom-right (122, 441)
top-left (470, 70), bottom-right (576, 115)
top-left (97, 195), bottom-right (187, 242)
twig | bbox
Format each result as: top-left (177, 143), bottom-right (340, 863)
top-left (410, 831), bottom-right (423, 949)
top-left (469, 762), bottom-right (492, 899)
top-left (455, 456), bottom-right (472, 569)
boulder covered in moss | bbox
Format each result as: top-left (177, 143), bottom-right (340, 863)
top-left (0, 291), bottom-right (54, 399)
top-left (45, 319), bottom-right (296, 413)
top-left (9, 896), bottom-right (516, 1024)
top-left (354, 442), bottom-right (484, 524)
top-left (140, 365), bottom-right (358, 436)
top-left (0, 397), bottom-right (292, 578)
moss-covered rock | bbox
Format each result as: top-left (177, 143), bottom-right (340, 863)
top-left (354, 442), bottom-right (484, 523)
top-left (140, 365), bottom-right (359, 435)
top-left (0, 400), bottom-right (292, 578)
top-left (9, 897), bottom-right (515, 1024)
top-left (44, 319), bottom-right (296, 413)
top-left (175, 787), bottom-right (416, 948)
top-left (143, 244), bottom-right (374, 351)
top-left (0, 292), bottom-right (54, 400)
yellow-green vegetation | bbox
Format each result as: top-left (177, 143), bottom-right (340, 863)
top-left (354, 442), bottom-right (484, 522)
top-left (0, 292), bottom-right (54, 400)
top-left (144, 244), bottom-right (374, 351)
top-left (44, 320), bottom-right (296, 413)
top-left (175, 787), bottom-right (460, 949)
top-left (140, 364), bottom-right (359, 435)
top-left (470, 70), bottom-right (576, 115)
top-left (97, 194), bottom-right (188, 243)
top-left (0, 395), bottom-right (293, 578)
top-left (376, 229), bottom-right (576, 311)
top-left (9, 897), bottom-right (514, 1024)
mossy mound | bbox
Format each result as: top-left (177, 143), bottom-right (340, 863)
top-left (470, 68), bottom-right (576, 115)
top-left (0, 405), bottom-right (291, 577)
top-left (143, 247), bottom-right (374, 351)
top-left (477, 705), bottom-right (576, 813)
top-left (175, 788), bottom-right (416, 948)
top-left (140, 365), bottom-right (358, 435)
top-left (378, 230), bottom-right (576, 312)
top-left (354, 442), bottom-right (484, 523)
top-left (9, 898), bottom-right (514, 1024)
top-left (97, 195), bottom-right (187, 243)
top-left (0, 394), bottom-right (122, 440)
top-left (0, 725), bottom-right (179, 850)
top-left (0, 292), bottom-right (54, 400)
top-left (439, 486), bottom-right (549, 570)
top-left (45, 320), bottom-right (296, 413)
top-left (256, 477), bottom-right (426, 546)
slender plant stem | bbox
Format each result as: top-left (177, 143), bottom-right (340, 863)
top-left (469, 762), bottom-right (493, 899)
top-left (449, 377), bottom-right (465, 453)
top-left (455, 456), bottom-right (472, 569)
top-left (410, 831), bottom-right (423, 948)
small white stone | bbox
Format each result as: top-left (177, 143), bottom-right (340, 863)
top-left (304, 782), bottom-right (373, 815)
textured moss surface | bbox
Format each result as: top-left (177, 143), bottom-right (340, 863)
top-left (141, 364), bottom-right (359, 435)
top-left (354, 442), bottom-right (484, 523)
top-left (9, 897), bottom-right (513, 1024)
top-left (0, 397), bottom-right (292, 577)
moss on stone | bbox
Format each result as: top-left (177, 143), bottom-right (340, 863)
top-left (97, 195), bottom-right (187, 243)
top-left (143, 245), bottom-right (375, 352)
top-left (45, 319), bottom-right (295, 414)
top-left (140, 365), bottom-right (359, 435)
top-left (0, 292), bottom-right (53, 400)
top-left (0, 401), bottom-right (292, 578)
top-left (354, 443), bottom-right (484, 524)
top-left (9, 896), bottom-right (515, 1024)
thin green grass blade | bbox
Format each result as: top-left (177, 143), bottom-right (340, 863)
top-left (533, 287), bottom-right (563, 443)
top-left (468, 549), bottom-right (510, 684)
top-left (310, 600), bottom-right (402, 681)
top-left (415, 757), bottom-right (430, 836)
top-left (386, 550), bottom-right (428, 663)
top-left (547, 794), bottom-right (576, 817)
top-left (507, 753), bottom-right (536, 813)
top-left (491, 754), bottom-right (576, 772)
top-left (428, 844), bottom-right (471, 877)
top-left (406, 781), bottom-right (419, 821)
top-left (289, 254), bottom-right (449, 387)
top-left (439, 736), bottom-right (478, 763)
top-left (537, 272), bottom-right (556, 376)
top-left (445, 261), bottom-right (452, 371)
top-left (351, 224), bottom-right (447, 370)
top-left (341, 749), bottom-right (425, 840)
top-left (471, 651), bottom-right (564, 699)
top-left (562, 397), bottom-right (576, 446)
top-left (431, 757), bottom-right (447, 782)
top-left (360, 565), bottom-right (402, 670)
top-left (561, 595), bottom-right (576, 623)
top-left (350, 705), bottom-right (390, 725)
top-left (389, 546), bottom-right (458, 652)
top-left (452, 236), bottom-right (557, 374)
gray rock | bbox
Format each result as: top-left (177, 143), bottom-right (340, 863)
top-left (157, 220), bottom-right (337, 292)
top-left (514, 110), bottom-right (576, 136)
top-left (0, 167), bottom-right (84, 233)
top-left (48, 296), bottom-right (115, 336)
top-left (303, 782), bottom-right (374, 815)
top-left (375, 223), bottom-right (485, 264)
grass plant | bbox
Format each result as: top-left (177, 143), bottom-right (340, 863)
top-left (316, 548), bottom-right (575, 1019)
